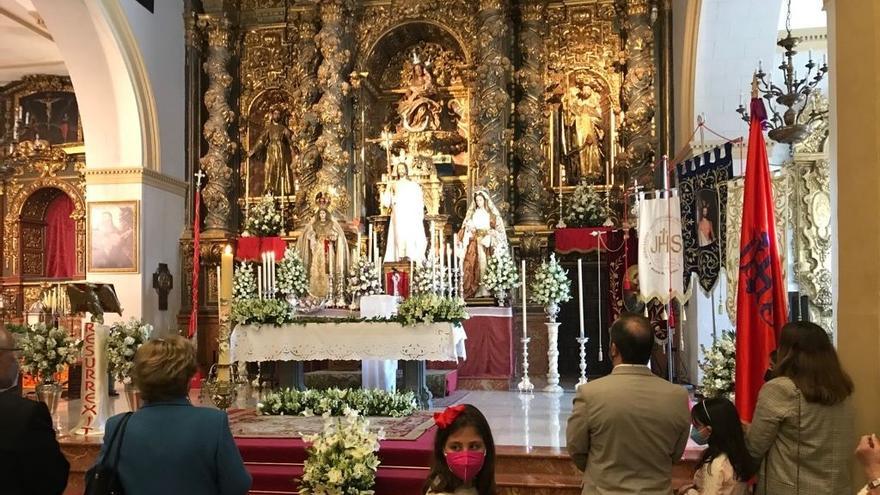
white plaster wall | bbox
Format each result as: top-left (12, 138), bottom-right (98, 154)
top-left (139, 185), bottom-right (185, 334)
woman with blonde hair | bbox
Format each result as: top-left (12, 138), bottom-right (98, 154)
top-left (89, 336), bottom-right (251, 495)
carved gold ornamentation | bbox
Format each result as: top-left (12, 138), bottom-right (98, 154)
top-left (7, 139), bottom-right (69, 177)
top-left (198, 15), bottom-right (237, 233)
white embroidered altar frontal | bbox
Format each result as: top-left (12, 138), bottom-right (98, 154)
top-left (230, 321), bottom-right (467, 363)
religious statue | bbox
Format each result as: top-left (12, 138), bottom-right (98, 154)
top-left (383, 155), bottom-right (428, 263)
top-left (297, 206), bottom-right (348, 299)
top-left (248, 108), bottom-right (297, 196)
top-left (458, 189), bottom-right (509, 299)
top-left (563, 82), bottom-right (605, 181)
top-left (397, 53), bottom-right (442, 133)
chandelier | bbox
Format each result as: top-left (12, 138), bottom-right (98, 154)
top-left (735, 0), bottom-right (828, 144)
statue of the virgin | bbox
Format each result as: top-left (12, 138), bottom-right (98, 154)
top-left (296, 206), bottom-right (348, 299)
top-left (457, 189), bottom-right (508, 299)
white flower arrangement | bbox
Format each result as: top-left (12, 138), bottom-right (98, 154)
top-left (411, 257), bottom-right (439, 295)
top-left (233, 261), bottom-right (258, 300)
top-left (347, 257), bottom-right (382, 300)
top-left (276, 247), bottom-right (309, 298)
top-left (565, 180), bottom-right (612, 227)
top-left (530, 254), bottom-right (573, 306)
top-left (396, 293), bottom-right (469, 326)
top-left (19, 323), bottom-right (82, 383)
top-left (299, 409), bottom-right (381, 495)
top-left (257, 388), bottom-right (417, 417)
top-left (245, 194), bottom-right (284, 237)
top-left (483, 250), bottom-right (521, 295)
top-left (107, 318), bottom-right (152, 384)
top-left (699, 331), bottom-right (736, 399)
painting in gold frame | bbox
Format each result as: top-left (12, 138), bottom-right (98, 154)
top-left (87, 201), bottom-right (139, 273)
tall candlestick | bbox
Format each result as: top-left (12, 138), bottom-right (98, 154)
top-left (521, 260), bottom-right (527, 338)
top-left (446, 243), bottom-right (452, 296)
top-left (368, 224), bottom-right (374, 263)
top-left (577, 258), bottom-right (585, 339)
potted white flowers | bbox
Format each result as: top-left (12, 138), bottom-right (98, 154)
top-left (245, 194), bottom-right (284, 237)
top-left (276, 247), bottom-right (309, 303)
top-left (565, 180), bottom-right (612, 227)
top-left (698, 331), bottom-right (736, 400)
top-left (232, 261), bottom-right (258, 300)
top-left (346, 258), bottom-right (382, 309)
top-left (530, 254), bottom-right (572, 322)
top-left (299, 409), bottom-right (381, 495)
top-left (107, 318), bottom-right (153, 411)
top-left (483, 250), bottom-right (520, 306)
top-left (19, 323), bottom-right (82, 416)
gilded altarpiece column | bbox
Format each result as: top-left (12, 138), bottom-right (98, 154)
top-left (514, 2), bottom-right (549, 226)
top-left (474, 0), bottom-right (512, 220)
top-left (290, 11), bottom-right (322, 221)
top-left (198, 15), bottom-right (237, 233)
top-left (315, 0), bottom-right (353, 215)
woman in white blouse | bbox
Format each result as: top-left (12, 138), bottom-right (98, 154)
top-left (678, 398), bottom-right (755, 495)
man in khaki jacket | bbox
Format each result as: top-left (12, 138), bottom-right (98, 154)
top-left (566, 314), bottom-right (690, 494)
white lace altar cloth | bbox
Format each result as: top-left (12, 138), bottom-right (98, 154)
top-left (230, 321), bottom-right (467, 363)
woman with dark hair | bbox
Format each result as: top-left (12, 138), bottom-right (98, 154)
top-left (747, 321), bottom-right (855, 495)
top-left (424, 404), bottom-right (497, 495)
top-left (677, 398), bottom-right (754, 494)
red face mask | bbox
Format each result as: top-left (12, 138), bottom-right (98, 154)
top-left (445, 451), bottom-right (485, 482)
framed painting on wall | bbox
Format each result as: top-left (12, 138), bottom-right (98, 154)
top-left (87, 201), bottom-right (139, 273)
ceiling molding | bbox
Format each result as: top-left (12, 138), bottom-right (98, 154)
top-left (0, 6), bottom-right (52, 41)
top-left (84, 167), bottom-right (188, 197)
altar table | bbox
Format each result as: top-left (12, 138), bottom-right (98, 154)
top-left (230, 321), bottom-right (467, 408)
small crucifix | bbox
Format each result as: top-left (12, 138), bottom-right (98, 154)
top-left (194, 169), bottom-right (207, 188)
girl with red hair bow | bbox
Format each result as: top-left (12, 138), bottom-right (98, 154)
top-left (424, 404), bottom-right (497, 495)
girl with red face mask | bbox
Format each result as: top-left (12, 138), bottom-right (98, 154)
top-left (423, 404), bottom-right (497, 495)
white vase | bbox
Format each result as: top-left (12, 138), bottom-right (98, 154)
top-left (35, 381), bottom-right (62, 416)
top-left (544, 302), bottom-right (560, 323)
top-left (493, 289), bottom-right (509, 307)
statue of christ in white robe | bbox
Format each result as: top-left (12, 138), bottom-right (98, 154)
top-left (383, 162), bottom-right (427, 263)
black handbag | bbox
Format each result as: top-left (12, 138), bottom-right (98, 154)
top-left (84, 412), bottom-right (134, 495)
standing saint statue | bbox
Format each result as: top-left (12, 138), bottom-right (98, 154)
top-left (383, 155), bottom-right (427, 262)
top-left (297, 206), bottom-right (348, 299)
top-left (563, 83), bottom-right (604, 181)
top-left (248, 108), bottom-right (297, 196)
top-left (397, 53), bottom-right (442, 133)
top-left (458, 190), bottom-right (508, 299)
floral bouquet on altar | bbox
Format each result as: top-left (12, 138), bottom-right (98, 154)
top-left (411, 257), bottom-right (438, 295)
top-left (396, 293), bottom-right (468, 326)
top-left (347, 258), bottom-right (382, 303)
top-left (107, 318), bottom-right (153, 384)
top-left (299, 409), bottom-right (381, 495)
top-left (233, 261), bottom-right (258, 300)
top-left (530, 254), bottom-right (572, 321)
top-left (276, 247), bottom-right (309, 298)
top-left (245, 194), bottom-right (284, 237)
top-left (19, 323), bottom-right (82, 383)
top-left (483, 250), bottom-right (520, 306)
top-left (230, 298), bottom-right (296, 326)
top-left (698, 331), bottom-right (736, 400)
top-left (258, 388), bottom-right (417, 417)
top-left (565, 179), bottom-right (612, 227)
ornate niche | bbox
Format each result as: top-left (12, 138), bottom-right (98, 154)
top-left (1, 75), bottom-right (83, 146)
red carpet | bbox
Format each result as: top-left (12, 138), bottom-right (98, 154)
top-left (235, 425), bottom-right (436, 494)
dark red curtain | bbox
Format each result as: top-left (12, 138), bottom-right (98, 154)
top-left (45, 194), bottom-right (76, 278)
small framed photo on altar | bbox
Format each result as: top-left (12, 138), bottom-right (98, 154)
top-left (87, 201), bottom-right (139, 273)
top-left (383, 261), bottom-right (412, 300)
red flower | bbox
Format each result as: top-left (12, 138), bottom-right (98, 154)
top-left (433, 405), bottom-right (466, 429)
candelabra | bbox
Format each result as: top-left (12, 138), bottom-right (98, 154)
top-left (576, 336), bottom-right (589, 388)
top-left (517, 335), bottom-right (534, 392)
top-left (735, 0), bottom-right (828, 145)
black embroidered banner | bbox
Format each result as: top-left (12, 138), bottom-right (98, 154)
top-left (675, 142), bottom-right (734, 293)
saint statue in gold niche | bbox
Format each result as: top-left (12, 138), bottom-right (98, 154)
top-left (397, 52), bottom-right (442, 133)
top-left (248, 108), bottom-right (297, 196)
top-left (296, 203), bottom-right (348, 299)
top-left (562, 81), bottom-right (605, 181)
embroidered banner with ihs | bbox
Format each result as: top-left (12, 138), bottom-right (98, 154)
top-left (637, 194), bottom-right (688, 305)
top-left (675, 142), bottom-right (734, 293)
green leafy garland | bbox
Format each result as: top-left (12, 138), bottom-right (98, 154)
top-left (231, 298), bottom-right (296, 326)
top-left (245, 194), bottom-right (284, 236)
top-left (396, 293), bottom-right (468, 326)
top-left (258, 387), bottom-right (417, 417)
top-left (233, 261), bottom-right (258, 300)
top-left (276, 247), bottom-right (309, 297)
top-left (530, 254), bottom-right (573, 306)
top-left (565, 180), bottom-right (612, 227)
top-left (699, 331), bottom-right (736, 400)
top-left (483, 251), bottom-right (521, 294)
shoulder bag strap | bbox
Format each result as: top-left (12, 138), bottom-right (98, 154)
top-left (110, 412), bottom-right (134, 469)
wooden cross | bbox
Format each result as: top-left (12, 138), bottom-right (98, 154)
top-left (194, 169), bottom-right (207, 188)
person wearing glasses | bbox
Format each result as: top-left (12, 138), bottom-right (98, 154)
top-left (0, 325), bottom-right (70, 495)
top-left (677, 398), bottom-right (755, 495)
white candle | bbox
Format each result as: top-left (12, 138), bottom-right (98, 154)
top-left (271, 251), bottom-right (277, 295)
top-left (368, 224), bottom-right (374, 263)
top-left (216, 265), bottom-right (222, 314)
top-left (577, 258), bottom-right (585, 339)
top-left (521, 260), bottom-right (527, 338)
top-left (430, 221), bottom-right (436, 255)
top-left (257, 266), bottom-right (264, 300)
top-left (356, 232), bottom-right (362, 263)
top-left (446, 243), bottom-right (452, 295)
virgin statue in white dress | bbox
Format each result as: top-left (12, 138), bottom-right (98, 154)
top-left (383, 161), bottom-right (427, 262)
top-left (457, 189), bottom-right (508, 298)
top-left (296, 207), bottom-right (348, 299)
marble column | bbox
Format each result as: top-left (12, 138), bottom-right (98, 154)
top-left (514, 2), bottom-right (549, 226)
top-left (197, 15), bottom-right (237, 234)
top-left (616, 0), bottom-right (656, 186)
top-left (315, 0), bottom-right (353, 215)
top-left (475, 0), bottom-right (512, 220)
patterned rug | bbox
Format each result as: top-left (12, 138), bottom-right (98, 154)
top-left (228, 409), bottom-right (436, 441)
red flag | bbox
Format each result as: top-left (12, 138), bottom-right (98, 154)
top-left (188, 174), bottom-right (203, 338)
top-left (735, 97), bottom-right (788, 421)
